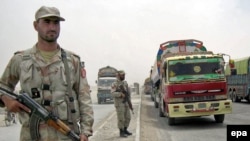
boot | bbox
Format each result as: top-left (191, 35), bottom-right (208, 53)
top-left (124, 127), bottom-right (132, 136)
top-left (120, 129), bottom-right (127, 137)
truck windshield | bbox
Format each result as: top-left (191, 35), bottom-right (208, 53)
top-left (98, 79), bottom-right (116, 87)
top-left (168, 57), bottom-right (225, 82)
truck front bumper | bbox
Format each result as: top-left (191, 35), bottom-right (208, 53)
top-left (168, 99), bottom-right (232, 118)
top-left (97, 93), bottom-right (113, 100)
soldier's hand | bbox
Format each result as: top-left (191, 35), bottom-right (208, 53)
top-left (80, 134), bottom-right (89, 141)
top-left (1, 95), bottom-right (30, 113)
top-left (120, 93), bottom-right (125, 98)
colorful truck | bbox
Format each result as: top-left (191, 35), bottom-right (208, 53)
top-left (96, 66), bottom-right (117, 104)
top-left (152, 39), bottom-right (232, 125)
top-left (150, 60), bottom-right (161, 108)
top-left (225, 57), bottom-right (250, 103)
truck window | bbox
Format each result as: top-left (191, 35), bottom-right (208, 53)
top-left (168, 58), bottom-right (225, 82)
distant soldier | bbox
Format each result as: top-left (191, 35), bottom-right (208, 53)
top-left (111, 70), bottom-right (132, 137)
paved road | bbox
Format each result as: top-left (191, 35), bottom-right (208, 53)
top-left (140, 94), bottom-right (250, 141)
top-left (90, 93), bottom-right (141, 141)
top-left (90, 86), bottom-right (115, 128)
top-left (0, 112), bottom-right (20, 141)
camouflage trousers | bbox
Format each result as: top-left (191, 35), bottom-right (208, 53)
top-left (115, 105), bottom-right (131, 129)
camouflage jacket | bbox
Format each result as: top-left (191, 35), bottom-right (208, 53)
top-left (111, 79), bottom-right (131, 107)
top-left (0, 45), bottom-right (94, 141)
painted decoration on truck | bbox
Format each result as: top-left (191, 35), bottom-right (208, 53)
top-left (156, 39), bottom-right (207, 74)
top-left (193, 66), bottom-right (201, 73)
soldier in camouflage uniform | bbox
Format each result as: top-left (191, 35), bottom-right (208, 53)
top-left (0, 6), bottom-right (93, 141)
top-left (111, 70), bottom-right (132, 137)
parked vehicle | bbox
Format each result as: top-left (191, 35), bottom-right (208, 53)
top-left (154, 39), bottom-right (232, 125)
top-left (144, 77), bottom-right (153, 100)
top-left (225, 57), bottom-right (250, 103)
top-left (150, 61), bottom-right (161, 108)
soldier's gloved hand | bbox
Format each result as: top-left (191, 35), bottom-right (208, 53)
top-left (120, 93), bottom-right (126, 98)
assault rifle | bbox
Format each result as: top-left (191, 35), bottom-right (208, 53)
top-left (0, 87), bottom-right (80, 141)
top-left (118, 85), bottom-right (134, 114)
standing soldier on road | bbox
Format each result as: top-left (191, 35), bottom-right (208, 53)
top-left (0, 6), bottom-right (94, 141)
top-left (111, 70), bottom-right (132, 137)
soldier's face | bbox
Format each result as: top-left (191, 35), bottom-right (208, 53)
top-left (34, 17), bottom-right (60, 42)
top-left (119, 74), bottom-right (125, 81)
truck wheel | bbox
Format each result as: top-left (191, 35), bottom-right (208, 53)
top-left (151, 93), bottom-right (154, 101)
top-left (232, 92), bottom-right (241, 102)
top-left (154, 94), bottom-right (159, 108)
top-left (159, 107), bottom-right (164, 117)
top-left (228, 90), bottom-right (233, 100)
top-left (98, 98), bottom-right (101, 104)
top-left (247, 94), bottom-right (250, 103)
top-left (214, 114), bottom-right (224, 123)
top-left (154, 100), bottom-right (159, 108)
top-left (159, 101), bottom-right (165, 117)
top-left (168, 117), bottom-right (175, 126)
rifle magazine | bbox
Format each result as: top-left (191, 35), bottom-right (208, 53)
top-left (29, 114), bottom-right (41, 140)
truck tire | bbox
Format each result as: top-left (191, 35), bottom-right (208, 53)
top-left (247, 89), bottom-right (250, 103)
top-left (154, 100), bottom-right (159, 108)
top-left (159, 107), bottom-right (164, 117)
top-left (214, 114), bottom-right (224, 123)
top-left (248, 94), bottom-right (250, 103)
top-left (228, 90), bottom-right (233, 100)
top-left (159, 100), bottom-right (165, 117)
top-left (232, 92), bottom-right (241, 102)
top-left (151, 93), bottom-right (154, 101)
top-left (98, 98), bottom-right (101, 104)
top-left (154, 94), bottom-right (159, 108)
top-left (168, 117), bottom-right (175, 126)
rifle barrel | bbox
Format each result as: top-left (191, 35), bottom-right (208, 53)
top-left (0, 87), bottom-right (18, 99)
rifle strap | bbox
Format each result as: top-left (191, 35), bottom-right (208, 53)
top-left (61, 48), bottom-right (79, 134)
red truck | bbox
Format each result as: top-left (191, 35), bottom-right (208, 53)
top-left (151, 39), bottom-right (232, 125)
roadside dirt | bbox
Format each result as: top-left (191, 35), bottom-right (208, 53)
top-left (140, 94), bottom-right (172, 141)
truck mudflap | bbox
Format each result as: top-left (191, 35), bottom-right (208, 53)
top-left (168, 99), bottom-right (232, 118)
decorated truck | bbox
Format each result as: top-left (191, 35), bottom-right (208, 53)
top-left (96, 66), bottom-right (117, 104)
top-left (153, 39), bottom-right (232, 125)
top-left (225, 57), bottom-right (250, 103)
top-left (150, 61), bottom-right (161, 108)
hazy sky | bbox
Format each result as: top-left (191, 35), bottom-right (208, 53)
top-left (1, 0), bottom-right (250, 86)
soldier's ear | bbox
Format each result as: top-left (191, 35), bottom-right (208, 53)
top-left (33, 21), bottom-right (38, 31)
